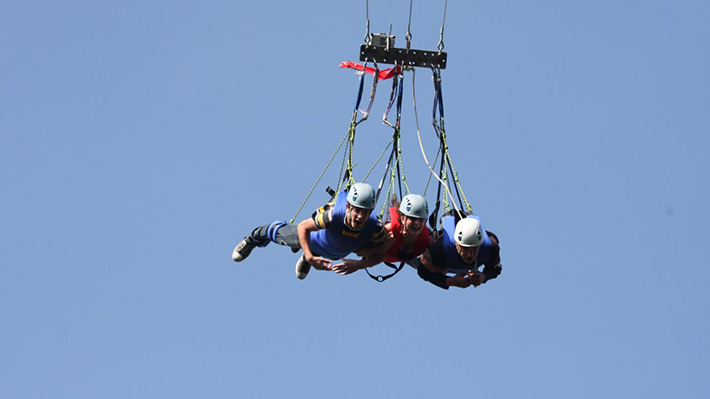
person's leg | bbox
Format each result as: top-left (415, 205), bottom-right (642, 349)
top-left (234, 220), bottom-right (303, 261)
top-left (247, 224), bottom-right (275, 247)
top-left (272, 224), bottom-right (301, 252)
top-left (249, 221), bottom-right (300, 250)
top-left (234, 220), bottom-right (296, 262)
top-left (248, 221), bottom-right (311, 279)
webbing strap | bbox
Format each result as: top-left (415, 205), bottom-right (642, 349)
top-left (428, 68), bottom-right (473, 229)
top-left (290, 130), bottom-right (350, 223)
top-left (365, 262), bottom-right (405, 282)
top-left (292, 61), bottom-right (379, 221)
top-left (267, 220), bottom-right (288, 243)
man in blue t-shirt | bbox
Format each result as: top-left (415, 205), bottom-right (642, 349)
top-left (416, 212), bottom-right (502, 290)
top-left (232, 183), bottom-right (388, 280)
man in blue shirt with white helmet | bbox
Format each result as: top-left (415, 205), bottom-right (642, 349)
top-left (416, 211), bottom-right (502, 290)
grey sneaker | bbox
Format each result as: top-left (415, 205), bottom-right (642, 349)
top-left (232, 237), bottom-right (256, 262)
top-left (295, 254), bottom-right (311, 280)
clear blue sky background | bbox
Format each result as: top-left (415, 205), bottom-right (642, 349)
top-left (2, 1), bottom-right (709, 398)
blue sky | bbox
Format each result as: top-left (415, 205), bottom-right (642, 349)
top-left (2, 1), bottom-right (709, 398)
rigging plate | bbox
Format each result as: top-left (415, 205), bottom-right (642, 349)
top-left (359, 44), bottom-right (447, 69)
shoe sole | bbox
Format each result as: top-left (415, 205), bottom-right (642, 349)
top-left (232, 241), bottom-right (252, 262)
top-left (295, 258), bottom-right (310, 280)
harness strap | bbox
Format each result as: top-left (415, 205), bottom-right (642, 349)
top-left (365, 261), bottom-right (405, 283)
top-left (267, 220), bottom-right (288, 243)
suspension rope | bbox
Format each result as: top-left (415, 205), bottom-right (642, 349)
top-left (433, 67), bottom-right (472, 214)
top-left (375, 145), bottom-right (398, 221)
top-left (368, 77), bottom-right (409, 283)
top-left (333, 131), bottom-right (350, 198)
top-left (355, 61), bottom-right (380, 126)
top-left (445, 151), bottom-right (472, 212)
top-left (291, 59), bottom-right (380, 221)
top-left (406, 0), bottom-right (413, 50)
top-left (363, 139), bottom-right (393, 182)
top-left (338, 60), bottom-right (381, 196)
top-left (364, 0), bottom-right (371, 44)
top-left (422, 146), bottom-right (441, 195)
top-left (413, 64), bottom-right (478, 231)
top-left (373, 134), bottom-right (398, 204)
top-left (432, 67), bottom-right (473, 220)
top-left (290, 130), bottom-right (351, 223)
top-left (438, 0), bottom-right (448, 52)
top-left (397, 130), bottom-right (410, 195)
top-left (376, 65), bottom-right (409, 207)
top-left (361, 0), bottom-right (453, 283)
top-left (412, 68), bottom-right (461, 222)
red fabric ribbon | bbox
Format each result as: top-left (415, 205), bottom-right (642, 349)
top-left (339, 61), bottom-right (402, 80)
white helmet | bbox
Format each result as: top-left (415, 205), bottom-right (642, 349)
top-left (346, 183), bottom-right (376, 210)
top-left (399, 194), bottom-right (428, 219)
top-left (454, 217), bottom-right (484, 247)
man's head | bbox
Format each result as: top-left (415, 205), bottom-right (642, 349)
top-left (345, 183), bottom-right (376, 230)
top-left (398, 194), bottom-right (428, 235)
top-left (454, 217), bottom-right (483, 264)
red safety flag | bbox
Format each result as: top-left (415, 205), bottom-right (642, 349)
top-left (339, 61), bottom-right (402, 81)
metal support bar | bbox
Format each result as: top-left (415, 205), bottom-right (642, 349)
top-left (360, 45), bottom-right (447, 69)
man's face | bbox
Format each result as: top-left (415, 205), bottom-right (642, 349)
top-left (455, 242), bottom-right (480, 265)
top-left (402, 215), bottom-right (425, 235)
top-left (346, 204), bottom-right (371, 230)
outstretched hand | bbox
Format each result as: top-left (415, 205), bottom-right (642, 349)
top-left (420, 249), bottom-right (433, 269)
top-left (331, 259), bottom-right (363, 275)
top-left (309, 256), bottom-right (333, 271)
top-left (470, 271), bottom-right (486, 287)
top-left (448, 271), bottom-right (474, 289)
top-left (448, 270), bottom-right (486, 288)
top-left (420, 249), bottom-right (445, 273)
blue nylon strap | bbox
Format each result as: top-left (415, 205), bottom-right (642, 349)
top-left (437, 71), bottom-right (444, 119)
top-left (432, 69), bottom-right (444, 121)
top-left (267, 220), bottom-right (288, 243)
top-left (354, 66), bottom-right (366, 111)
top-left (396, 73), bottom-right (404, 114)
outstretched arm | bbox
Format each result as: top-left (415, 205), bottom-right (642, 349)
top-left (331, 251), bottom-right (387, 275)
top-left (297, 218), bottom-right (333, 270)
top-left (417, 248), bottom-right (480, 290)
top-left (355, 222), bottom-right (394, 258)
top-left (332, 221), bottom-right (390, 275)
top-left (480, 234), bottom-right (502, 283)
top-left (416, 264), bottom-right (475, 290)
top-left (332, 233), bottom-right (391, 275)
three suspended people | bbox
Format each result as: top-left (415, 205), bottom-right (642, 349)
top-left (232, 1), bottom-right (502, 290)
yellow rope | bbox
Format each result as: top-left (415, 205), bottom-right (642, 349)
top-left (445, 151), bottom-right (473, 213)
top-left (290, 129), bottom-right (351, 223)
top-left (363, 137), bottom-right (393, 181)
top-left (422, 147), bottom-right (441, 196)
top-left (397, 133), bottom-right (411, 195)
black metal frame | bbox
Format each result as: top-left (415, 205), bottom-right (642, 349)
top-left (359, 45), bottom-right (447, 69)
